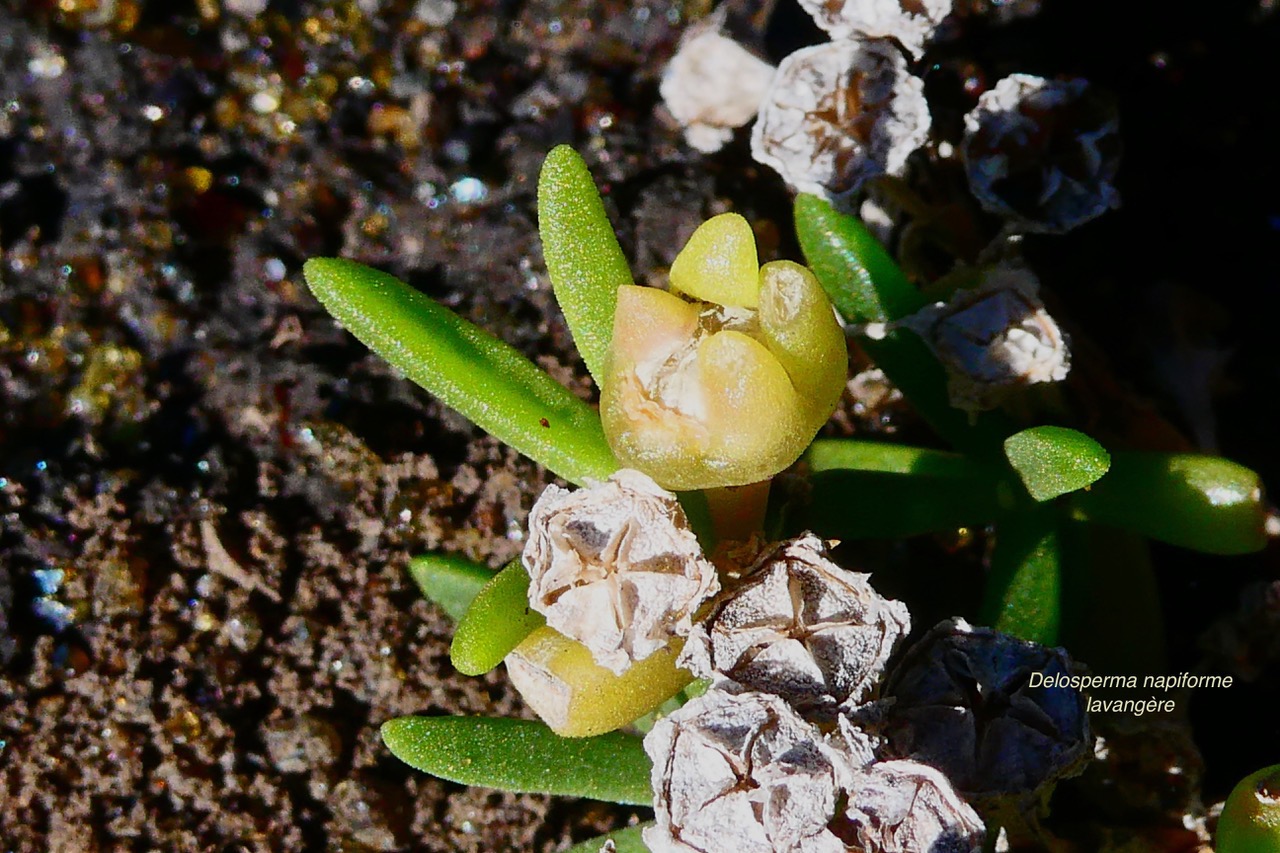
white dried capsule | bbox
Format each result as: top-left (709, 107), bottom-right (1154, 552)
top-left (962, 74), bottom-right (1120, 233)
top-left (522, 469), bottom-right (719, 675)
top-left (751, 40), bottom-right (930, 208)
top-left (643, 688), bottom-right (872, 853)
top-left (660, 14), bottom-right (777, 153)
top-left (881, 618), bottom-right (1092, 803)
top-left (899, 263), bottom-right (1069, 413)
top-left (679, 533), bottom-right (911, 717)
top-left (839, 760), bottom-right (987, 853)
top-left (797, 0), bottom-right (954, 59)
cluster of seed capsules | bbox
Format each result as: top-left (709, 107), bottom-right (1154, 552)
top-left (515, 470), bottom-right (1092, 853)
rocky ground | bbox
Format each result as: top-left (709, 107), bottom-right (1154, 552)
top-left (1, 0), bottom-right (1277, 850)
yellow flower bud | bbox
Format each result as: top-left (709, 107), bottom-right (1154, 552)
top-left (601, 213), bottom-right (847, 490)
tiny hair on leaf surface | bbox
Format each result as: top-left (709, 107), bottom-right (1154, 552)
top-left (380, 716), bottom-right (653, 805)
top-left (302, 257), bottom-right (618, 487)
top-left (450, 558), bottom-right (544, 676)
top-left (1004, 425), bottom-right (1111, 502)
top-left (538, 145), bottom-right (631, 385)
top-left (407, 554), bottom-right (495, 623)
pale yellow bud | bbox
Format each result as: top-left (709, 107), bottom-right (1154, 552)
top-left (602, 214), bottom-right (847, 490)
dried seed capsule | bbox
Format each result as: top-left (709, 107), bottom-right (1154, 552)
top-left (643, 688), bottom-right (872, 853)
top-left (522, 470), bottom-right (719, 675)
top-left (899, 263), bottom-right (1069, 413)
top-left (881, 618), bottom-right (1092, 804)
top-left (660, 12), bottom-right (776, 153)
top-left (751, 40), bottom-right (930, 208)
top-left (679, 533), bottom-right (911, 718)
top-left (796, 0), bottom-right (953, 59)
top-left (838, 760), bottom-right (987, 853)
top-left (962, 74), bottom-right (1121, 233)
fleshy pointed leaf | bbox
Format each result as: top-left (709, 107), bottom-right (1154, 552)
top-left (793, 193), bottom-right (925, 324)
top-left (794, 194), bottom-right (1011, 455)
top-left (1060, 524), bottom-right (1166, 674)
top-left (565, 823), bottom-right (653, 853)
top-left (800, 468), bottom-right (1015, 539)
top-left (805, 438), bottom-right (990, 478)
top-left (1070, 451), bottom-right (1266, 555)
top-left (381, 716), bottom-right (652, 805)
top-left (1004, 426), bottom-right (1111, 502)
top-left (451, 559), bottom-right (545, 676)
top-left (981, 508), bottom-right (1062, 644)
top-left (303, 257), bottom-right (617, 486)
top-left (408, 554), bottom-right (494, 622)
top-left (538, 145), bottom-right (632, 383)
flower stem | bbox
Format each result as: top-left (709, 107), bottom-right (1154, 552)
top-left (703, 480), bottom-right (771, 543)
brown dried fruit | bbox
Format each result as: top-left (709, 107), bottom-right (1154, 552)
top-left (835, 759), bottom-right (987, 853)
top-left (962, 74), bottom-right (1120, 233)
top-left (679, 533), bottom-right (911, 718)
top-left (522, 470), bottom-right (719, 675)
top-left (899, 263), bottom-right (1070, 413)
top-left (643, 688), bottom-right (873, 853)
top-left (797, 0), bottom-right (954, 59)
top-left (881, 618), bottom-right (1093, 802)
top-left (751, 40), bottom-right (929, 208)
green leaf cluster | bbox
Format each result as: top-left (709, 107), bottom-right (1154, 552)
top-left (792, 194), bottom-right (1266, 657)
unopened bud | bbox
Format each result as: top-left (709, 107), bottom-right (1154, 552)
top-left (602, 214), bottom-right (847, 490)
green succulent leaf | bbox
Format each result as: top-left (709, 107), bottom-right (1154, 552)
top-left (1061, 524), bottom-right (1166, 674)
top-left (381, 716), bottom-right (652, 805)
top-left (538, 145), bottom-right (632, 384)
top-left (806, 438), bottom-right (991, 478)
top-left (408, 554), bottom-right (495, 622)
top-left (303, 257), bottom-right (618, 487)
top-left (800, 467), bottom-right (1014, 540)
top-left (451, 559), bottom-right (545, 676)
top-left (793, 194), bottom-right (925, 324)
top-left (981, 508), bottom-right (1062, 645)
top-left (793, 195), bottom-right (1010, 455)
top-left (1071, 452), bottom-right (1266, 555)
top-left (565, 824), bottom-right (653, 853)
top-left (1003, 426), bottom-right (1111, 502)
